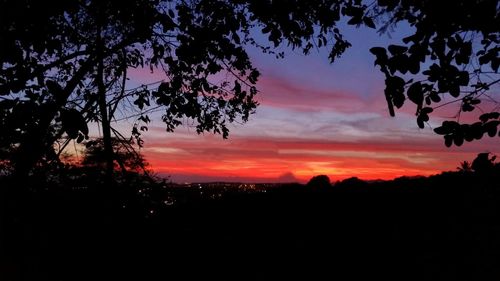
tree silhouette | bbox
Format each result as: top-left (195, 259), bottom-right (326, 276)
top-left (307, 175), bottom-right (332, 189)
top-left (0, 0), bottom-right (374, 179)
top-left (471, 152), bottom-right (497, 173)
top-left (1, 0), bottom-right (498, 180)
top-left (457, 161), bottom-right (472, 173)
top-left (82, 137), bottom-right (149, 175)
top-left (369, 0), bottom-right (500, 147)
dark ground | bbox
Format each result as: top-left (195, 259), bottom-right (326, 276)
top-left (1, 170), bottom-right (500, 280)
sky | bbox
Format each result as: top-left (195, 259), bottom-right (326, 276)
top-left (122, 24), bottom-right (498, 183)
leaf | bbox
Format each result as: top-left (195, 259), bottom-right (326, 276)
top-left (434, 125), bottom-right (449, 135)
top-left (470, 99), bottom-right (481, 105)
top-left (484, 121), bottom-right (500, 137)
top-left (449, 85), bottom-right (460, 98)
top-left (462, 103), bottom-right (474, 112)
top-left (453, 135), bottom-right (464, 146)
top-left (60, 108), bottom-right (88, 139)
top-left (479, 112), bottom-right (500, 122)
top-left (420, 113), bottom-right (429, 122)
top-left (429, 92), bottom-right (441, 103)
top-left (388, 45), bottom-right (408, 55)
top-left (492, 58), bottom-right (500, 73)
top-left (363, 17), bottom-right (375, 29)
top-left (402, 34), bottom-right (417, 44)
top-left (417, 116), bottom-right (425, 129)
top-left (458, 71), bottom-right (469, 86)
top-left (347, 16), bottom-right (363, 25)
top-left (487, 126), bottom-right (498, 137)
top-left (430, 37), bottom-right (445, 56)
top-left (444, 135), bottom-right (453, 147)
top-left (407, 82), bottom-right (423, 106)
top-left (408, 57), bottom-right (420, 74)
top-left (421, 107), bottom-right (433, 114)
top-left (370, 47), bottom-right (388, 66)
top-left (385, 76), bottom-right (406, 108)
top-left (478, 54), bottom-right (491, 65)
top-left (369, 47), bottom-right (386, 57)
top-left (425, 96), bottom-right (431, 105)
top-left (389, 54), bottom-right (410, 74)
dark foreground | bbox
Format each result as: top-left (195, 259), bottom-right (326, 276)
top-left (1, 170), bottom-right (500, 280)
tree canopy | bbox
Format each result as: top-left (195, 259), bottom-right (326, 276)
top-left (370, 0), bottom-right (500, 147)
top-left (0, 0), bottom-right (499, 177)
top-left (0, 0), bottom-right (372, 176)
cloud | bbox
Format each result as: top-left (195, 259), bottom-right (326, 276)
top-left (122, 51), bottom-right (499, 184)
top-left (141, 125), bottom-right (498, 183)
top-left (255, 74), bottom-right (374, 113)
top-left (277, 172), bottom-right (300, 183)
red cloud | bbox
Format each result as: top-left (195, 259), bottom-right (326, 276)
top-left (142, 132), bottom-right (498, 183)
top-left (255, 75), bottom-right (375, 113)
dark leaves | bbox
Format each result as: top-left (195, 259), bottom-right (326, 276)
top-left (385, 76), bottom-right (406, 110)
top-left (434, 116), bottom-right (500, 147)
top-left (416, 107), bottom-right (433, 129)
top-left (133, 89), bottom-right (151, 110)
top-left (461, 97), bottom-right (480, 112)
top-left (484, 121), bottom-right (500, 137)
top-left (407, 82), bottom-right (423, 109)
top-left (363, 17), bottom-right (376, 29)
top-left (60, 108), bottom-right (88, 141)
top-left (444, 135), bottom-right (453, 147)
top-left (479, 112), bottom-right (500, 123)
top-left (370, 47), bottom-right (386, 57)
top-left (368, 0), bottom-right (499, 147)
top-left (388, 45), bottom-right (408, 55)
top-left (429, 91), bottom-right (441, 103)
top-left (46, 80), bottom-right (64, 102)
top-left (370, 47), bottom-right (388, 67)
top-left (458, 71), bottom-right (469, 86)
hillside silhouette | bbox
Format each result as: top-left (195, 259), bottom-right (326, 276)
top-left (1, 154), bottom-right (499, 280)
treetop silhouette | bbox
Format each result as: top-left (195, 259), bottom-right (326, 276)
top-left (369, 0), bottom-right (500, 147)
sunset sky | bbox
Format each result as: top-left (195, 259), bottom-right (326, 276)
top-left (122, 24), bottom-right (498, 183)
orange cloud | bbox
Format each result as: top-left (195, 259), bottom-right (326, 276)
top-left (142, 130), bottom-right (498, 183)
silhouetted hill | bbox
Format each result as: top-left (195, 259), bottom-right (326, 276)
top-left (1, 166), bottom-right (500, 280)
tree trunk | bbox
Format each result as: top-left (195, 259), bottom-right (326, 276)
top-left (11, 34), bottom-right (132, 180)
top-left (96, 43), bottom-right (114, 186)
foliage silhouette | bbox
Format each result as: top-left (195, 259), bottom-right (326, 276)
top-left (1, 0), bottom-right (498, 178)
top-left (457, 160), bottom-right (473, 173)
top-left (369, 0), bottom-right (500, 146)
top-left (0, 0), bottom-right (375, 177)
top-left (306, 174), bottom-right (332, 188)
top-left (471, 152), bottom-right (497, 173)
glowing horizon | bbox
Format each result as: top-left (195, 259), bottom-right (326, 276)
top-left (123, 25), bottom-right (498, 184)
